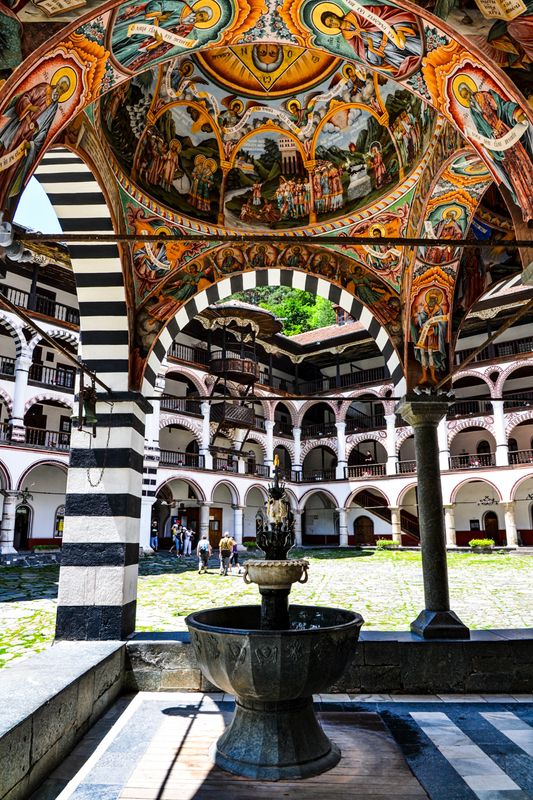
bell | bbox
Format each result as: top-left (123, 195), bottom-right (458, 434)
top-left (82, 387), bottom-right (98, 425)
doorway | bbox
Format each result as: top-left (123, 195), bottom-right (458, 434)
top-left (354, 515), bottom-right (375, 545)
top-left (209, 507), bottom-right (223, 548)
top-left (14, 504), bottom-right (31, 550)
top-left (483, 511), bottom-right (500, 543)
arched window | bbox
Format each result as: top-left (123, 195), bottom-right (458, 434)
top-left (477, 440), bottom-right (491, 455)
top-left (508, 438), bottom-right (518, 453)
top-left (54, 505), bottom-right (65, 538)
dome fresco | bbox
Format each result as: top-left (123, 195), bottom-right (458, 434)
top-left (98, 49), bottom-right (437, 230)
top-left (0, 0), bottom-right (531, 389)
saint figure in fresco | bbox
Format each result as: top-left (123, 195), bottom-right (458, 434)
top-left (366, 142), bottom-right (388, 188)
top-left (0, 73), bottom-right (72, 198)
top-left (318, 4), bottom-right (423, 79)
top-left (112, 0), bottom-right (216, 71)
top-left (457, 81), bottom-right (533, 220)
top-left (411, 288), bottom-right (448, 385)
top-left (424, 208), bottom-right (463, 264)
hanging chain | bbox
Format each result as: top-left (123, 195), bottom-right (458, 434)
top-left (85, 401), bottom-right (114, 488)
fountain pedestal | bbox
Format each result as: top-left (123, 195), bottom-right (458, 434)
top-left (186, 604), bottom-right (363, 780)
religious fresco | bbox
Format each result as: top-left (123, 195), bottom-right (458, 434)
top-left (404, 149), bottom-right (492, 385)
top-left (2, 0), bottom-right (533, 391)
top-left (0, 31), bottom-right (107, 205)
top-left (109, 0), bottom-right (233, 74)
top-left (413, 0), bottom-right (533, 104)
top-left (0, 7), bottom-right (23, 78)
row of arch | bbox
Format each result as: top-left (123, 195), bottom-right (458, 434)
top-left (155, 473), bottom-right (533, 510)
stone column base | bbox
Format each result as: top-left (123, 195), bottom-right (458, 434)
top-left (410, 610), bottom-right (470, 640)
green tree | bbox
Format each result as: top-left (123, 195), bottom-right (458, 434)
top-left (227, 288), bottom-right (336, 336)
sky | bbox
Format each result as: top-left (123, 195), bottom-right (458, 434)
top-left (13, 178), bottom-right (63, 234)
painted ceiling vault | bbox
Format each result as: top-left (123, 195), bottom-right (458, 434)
top-left (0, 0), bottom-right (531, 390)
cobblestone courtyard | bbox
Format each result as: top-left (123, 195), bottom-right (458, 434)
top-left (1, 549), bottom-right (532, 669)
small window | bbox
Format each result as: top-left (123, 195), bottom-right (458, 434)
top-left (54, 505), bottom-right (65, 538)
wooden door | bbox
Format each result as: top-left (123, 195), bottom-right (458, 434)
top-left (355, 515), bottom-right (375, 545)
top-left (209, 508), bottom-right (223, 548)
top-left (484, 511), bottom-right (499, 541)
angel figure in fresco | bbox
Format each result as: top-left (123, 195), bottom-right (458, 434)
top-left (0, 71), bottom-right (73, 198)
top-left (316, 3), bottom-right (423, 79)
top-left (112, 0), bottom-right (219, 71)
top-left (411, 288), bottom-right (448, 385)
top-left (455, 77), bottom-right (533, 220)
top-left (423, 208), bottom-right (464, 264)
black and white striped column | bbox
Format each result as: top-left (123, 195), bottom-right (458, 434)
top-left (55, 394), bottom-right (150, 640)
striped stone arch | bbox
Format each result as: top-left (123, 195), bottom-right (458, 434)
top-left (339, 387), bottom-right (390, 421)
top-left (143, 270), bottom-right (405, 396)
top-left (452, 368), bottom-right (495, 396)
top-left (346, 430), bottom-right (387, 458)
top-left (300, 437), bottom-right (338, 461)
top-left (273, 439), bottom-right (296, 461)
top-left (34, 148), bottom-right (130, 392)
top-left (246, 435), bottom-right (268, 458)
top-left (269, 399), bottom-right (299, 426)
top-left (447, 418), bottom-right (496, 446)
top-left (450, 477), bottom-right (503, 504)
top-left (158, 414), bottom-right (202, 443)
top-left (505, 410), bottom-right (533, 438)
top-left (24, 394), bottom-right (74, 414)
top-left (0, 311), bottom-right (27, 358)
top-left (210, 479), bottom-right (241, 505)
top-left (27, 329), bottom-right (79, 357)
top-left (296, 399), bottom-right (340, 428)
top-left (163, 364), bottom-right (207, 397)
top-left (395, 426), bottom-right (414, 454)
top-left (0, 386), bottom-right (14, 416)
top-left (495, 359), bottom-right (533, 397)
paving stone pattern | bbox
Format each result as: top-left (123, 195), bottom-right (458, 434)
top-left (31, 693), bottom-right (533, 800)
top-left (1, 550), bottom-right (532, 669)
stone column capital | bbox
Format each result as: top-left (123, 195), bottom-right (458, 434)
top-left (335, 507), bottom-right (347, 514)
top-left (232, 504), bottom-right (245, 511)
top-left (502, 501), bottom-right (515, 512)
top-left (396, 395), bottom-right (450, 428)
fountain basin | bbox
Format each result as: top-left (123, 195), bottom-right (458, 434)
top-left (243, 558), bottom-right (309, 590)
top-left (186, 604), bottom-right (363, 780)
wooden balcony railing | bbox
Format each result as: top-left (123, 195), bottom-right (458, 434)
top-left (346, 463), bottom-right (386, 478)
top-left (508, 449), bottom-right (533, 465)
top-left (159, 451), bottom-right (205, 469)
top-left (300, 468), bottom-right (337, 481)
top-left (447, 400), bottom-right (493, 418)
top-left (213, 457), bottom-right (239, 473)
top-left (160, 398), bottom-right (202, 415)
top-left (1, 286), bottom-right (79, 325)
top-left (273, 420), bottom-right (293, 437)
top-left (449, 452), bottom-right (496, 469)
top-left (25, 426), bottom-right (70, 451)
top-left (29, 363), bottom-right (76, 390)
top-left (396, 459), bottom-right (416, 474)
top-left (300, 421), bottom-right (337, 439)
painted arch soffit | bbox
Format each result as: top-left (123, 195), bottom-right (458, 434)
top-left (0, 1), bottom-right (532, 221)
top-left (94, 52), bottom-right (437, 242)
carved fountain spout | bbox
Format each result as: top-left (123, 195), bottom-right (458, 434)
top-left (186, 455), bottom-right (364, 780)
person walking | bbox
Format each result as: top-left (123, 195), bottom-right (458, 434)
top-left (183, 526), bottom-right (192, 556)
top-left (169, 521), bottom-right (179, 554)
top-left (230, 540), bottom-right (242, 574)
top-left (196, 535), bottom-right (211, 574)
top-left (150, 520), bottom-right (158, 552)
top-left (219, 531), bottom-right (234, 576)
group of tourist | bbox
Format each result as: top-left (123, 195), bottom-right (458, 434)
top-left (170, 522), bottom-right (194, 557)
top-left (196, 532), bottom-right (242, 576)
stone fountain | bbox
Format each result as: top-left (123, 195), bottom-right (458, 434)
top-left (186, 458), bottom-right (364, 780)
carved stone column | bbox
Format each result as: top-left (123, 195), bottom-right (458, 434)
top-left (397, 394), bottom-right (469, 639)
top-left (233, 504), bottom-right (244, 545)
top-left (385, 414), bottom-right (397, 475)
top-left (293, 509), bottom-right (303, 546)
top-left (10, 354), bottom-right (32, 442)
